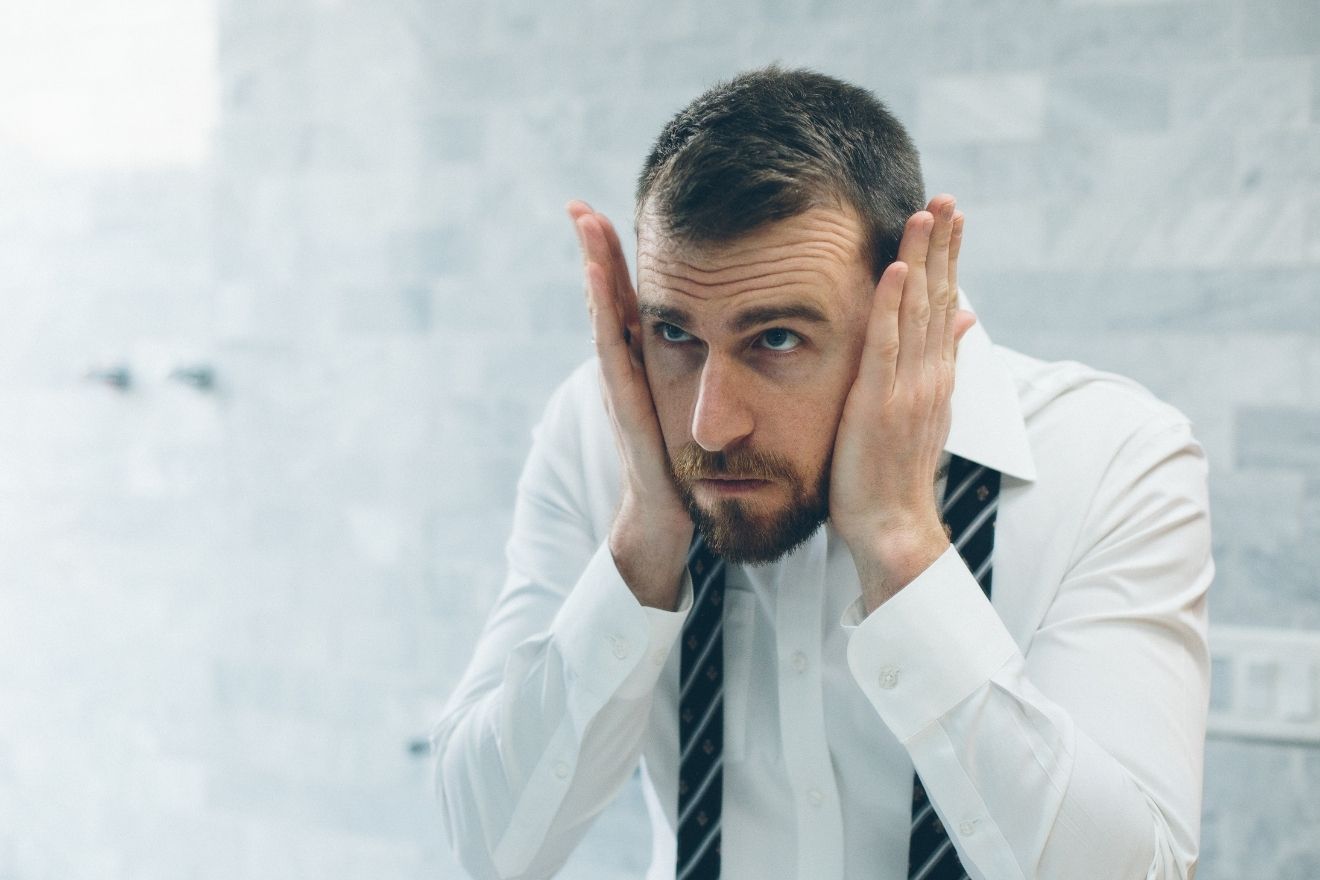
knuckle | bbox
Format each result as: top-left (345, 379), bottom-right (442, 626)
top-left (936, 366), bottom-right (957, 396)
top-left (930, 281), bottom-right (951, 310)
top-left (893, 384), bottom-right (920, 408)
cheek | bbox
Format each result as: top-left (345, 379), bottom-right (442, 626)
top-left (780, 396), bottom-right (844, 463)
top-left (642, 350), bottom-right (697, 448)
top-left (769, 362), bottom-right (857, 466)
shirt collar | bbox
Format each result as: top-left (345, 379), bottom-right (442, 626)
top-left (945, 290), bottom-right (1037, 482)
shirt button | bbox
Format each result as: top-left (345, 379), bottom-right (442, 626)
top-left (791, 651), bottom-right (808, 673)
top-left (554, 761), bottom-right (570, 780)
top-left (611, 636), bottom-right (629, 660)
top-left (807, 788), bottom-right (823, 807)
top-left (959, 820), bottom-right (977, 836)
top-left (878, 665), bottom-right (901, 690)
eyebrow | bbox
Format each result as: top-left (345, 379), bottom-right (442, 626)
top-left (638, 301), bottom-right (830, 334)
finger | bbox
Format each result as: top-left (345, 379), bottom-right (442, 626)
top-left (574, 214), bottom-right (609, 305)
top-left (567, 200), bottom-right (594, 269)
top-left (576, 216), bottom-right (630, 354)
top-left (952, 308), bottom-right (977, 346)
top-left (948, 211), bottom-right (963, 301)
top-left (586, 260), bottom-right (636, 387)
top-left (573, 210), bottom-right (641, 354)
top-left (595, 212), bottom-right (642, 356)
top-left (923, 195), bottom-right (956, 370)
top-left (574, 212), bottom-right (610, 263)
top-left (940, 309), bottom-right (977, 402)
top-left (944, 211), bottom-right (965, 364)
top-left (565, 199), bottom-right (594, 222)
top-left (596, 213), bottom-right (634, 300)
top-left (858, 260), bottom-right (908, 401)
top-left (894, 211), bottom-right (934, 384)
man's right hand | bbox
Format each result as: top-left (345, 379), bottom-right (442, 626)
top-left (568, 201), bottom-right (694, 611)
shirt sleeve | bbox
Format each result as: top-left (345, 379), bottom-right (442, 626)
top-left (431, 370), bottom-right (692, 880)
top-left (842, 417), bottom-right (1212, 880)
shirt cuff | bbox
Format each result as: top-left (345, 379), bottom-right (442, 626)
top-left (550, 541), bottom-right (693, 706)
top-left (842, 543), bottom-right (1020, 743)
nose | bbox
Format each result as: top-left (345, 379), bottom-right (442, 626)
top-left (690, 355), bottom-right (754, 452)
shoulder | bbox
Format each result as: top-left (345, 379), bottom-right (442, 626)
top-left (996, 343), bottom-right (1196, 459)
top-left (533, 357), bottom-right (607, 445)
top-left (990, 346), bottom-right (1211, 612)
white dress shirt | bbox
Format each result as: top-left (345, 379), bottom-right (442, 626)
top-left (432, 294), bottom-right (1213, 880)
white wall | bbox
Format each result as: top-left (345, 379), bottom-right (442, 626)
top-left (1, 0), bottom-right (1318, 877)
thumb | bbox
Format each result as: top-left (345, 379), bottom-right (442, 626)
top-left (952, 309), bottom-right (977, 345)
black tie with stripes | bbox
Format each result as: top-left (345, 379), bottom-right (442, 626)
top-left (676, 454), bottom-right (1002, 880)
top-left (676, 536), bottom-right (727, 880)
top-left (907, 455), bottom-right (1002, 880)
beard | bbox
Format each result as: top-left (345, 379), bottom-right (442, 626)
top-left (670, 442), bottom-right (830, 565)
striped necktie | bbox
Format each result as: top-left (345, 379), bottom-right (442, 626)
top-left (677, 536), bottom-right (727, 880)
top-left (676, 454), bottom-right (1002, 880)
top-left (907, 455), bottom-right (1002, 880)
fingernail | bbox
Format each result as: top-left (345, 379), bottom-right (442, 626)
top-left (942, 202), bottom-right (955, 221)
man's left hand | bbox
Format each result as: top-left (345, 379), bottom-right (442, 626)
top-left (829, 194), bottom-right (977, 614)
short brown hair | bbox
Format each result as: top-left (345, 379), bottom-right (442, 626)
top-left (636, 66), bottom-right (925, 279)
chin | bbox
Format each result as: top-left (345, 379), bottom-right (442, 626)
top-left (687, 497), bottom-right (829, 566)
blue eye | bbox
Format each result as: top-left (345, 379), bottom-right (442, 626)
top-left (658, 323), bottom-right (693, 343)
top-left (760, 328), bottom-right (802, 352)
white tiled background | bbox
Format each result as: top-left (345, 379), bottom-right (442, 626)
top-left (0, 0), bottom-right (1317, 877)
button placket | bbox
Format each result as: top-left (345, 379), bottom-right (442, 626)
top-left (771, 536), bottom-right (844, 878)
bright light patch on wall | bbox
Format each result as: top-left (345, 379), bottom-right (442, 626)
top-left (0, 0), bottom-right (217, 169)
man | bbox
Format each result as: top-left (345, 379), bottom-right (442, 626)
top-left (433, 67), bottom-right (1211, 880)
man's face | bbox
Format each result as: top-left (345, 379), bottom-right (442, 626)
top-left (635, 206), bottom-right (874, 564)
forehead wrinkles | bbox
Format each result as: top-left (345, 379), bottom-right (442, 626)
top-left (642, 243), bottom-right (847, 293)
top-left (637, 210), bottom-right (864, 297)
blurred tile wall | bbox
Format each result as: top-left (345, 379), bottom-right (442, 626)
top-left (0, 0), bottom-right (1316, 877)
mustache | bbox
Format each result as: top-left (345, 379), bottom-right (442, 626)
top-left (670, 443), bottom-right (797, 482)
